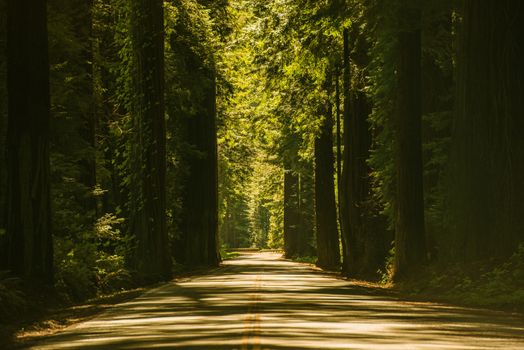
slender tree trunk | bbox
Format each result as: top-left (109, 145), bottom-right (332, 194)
top-left (284, 166), bottom-right (299, 258)
top-left (334, 64), bottom-right (346, 272)
top-left (393, 6), bottom-right (427, 279)
top-left (129, 0), bottom-right (170, 282)
top-left (5, 0), bottom-right (53, 284)
top-left (76, 0), bottom-right (98, 217)
top-left (315, 93), bottom-right (341, 270)
top-left (335, 68), bottom-right (342, 194)
top-left (0, 0), bottom-right (7, 268)
top-left (297, 165), bottom-right (315, 256)
top-left (339, 28), bottom-right (352, 274)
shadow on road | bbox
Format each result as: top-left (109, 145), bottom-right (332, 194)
top-left (29, 252), bottom-right (524, 350)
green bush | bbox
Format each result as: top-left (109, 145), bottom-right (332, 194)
top-left (450, 244), bottom-right (524, 308)
top-left (54, 237), bottom-right (97, 301)
top-left (293, 256), bottom-right (317, 264)
top-left (403, 244), bottom-right (524, 311)
top-left (54, 213), bottom-right (132, 301)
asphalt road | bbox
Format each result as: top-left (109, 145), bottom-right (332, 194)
top-left (31, 252), bottom-right (524, 349)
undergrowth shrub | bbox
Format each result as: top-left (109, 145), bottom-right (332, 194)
top-left (449, 244), bottom-right (524, 308)
top-left (54, 213), bottom-right (132, 301)
top-left (0, 271), bottom-right (26, 322)
top-left (402, 243), bottom-right (524, 310)
top-left (293, 256), bottom-right (317, 264)
top-left (94, 214), bottom-right (132, 294)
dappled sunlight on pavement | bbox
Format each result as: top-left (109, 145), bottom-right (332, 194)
top-left (31, 252), bottom-right (524, 349)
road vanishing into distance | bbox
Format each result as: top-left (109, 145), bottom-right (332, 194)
top-left (31, 252), bottom-right (524, 350)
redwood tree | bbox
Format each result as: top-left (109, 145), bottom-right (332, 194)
top-left (129, 0), bottom-right (171, 281)
top-left (314, 93), bottom-right (340, 270)
top-left (5, 0), bottom-right (53, 284)
top-left (178, 72), bottom-right (220, 267)
top-left (449, 0), bottom-right (524, 260)
top-left (284, 166), bottom-right (300, 259)
top-left (339, 28), bottom-right (352, 274)
top-left (393, 4), bottom-right (427, 279)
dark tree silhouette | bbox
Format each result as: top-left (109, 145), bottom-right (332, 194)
top-left (314, 80), bottom-right (340, 270)
top-left (5, 0), bottom-right (53, 284)
top-left (393, 5), bottom-right (427, 279)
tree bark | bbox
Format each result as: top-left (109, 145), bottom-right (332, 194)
top-left (0, 0), bottom-right (7, 268)
top-left (5, 0), bottom-right (53, 284)
top-left (335, 68), bottom-right (342, 193)
top-left (315, 95), bottom-right (341, 270)
top-left (178, 73), bottom-right (220, 267)
top-left (339, 28), bottom-right (352, 274)
top-left (393, 6), bottom-right (427, 279)
top-left (450, 0), bottom-right (524, 260)
top-left (284, 166), bottom-right (300, 258)
top-left (129, 0), bottom-right (171, 282)
top-left (297, 165), bottom-right (315, 256)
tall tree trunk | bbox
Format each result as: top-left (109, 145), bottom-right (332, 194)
top-left (284, 166), bottom-right (299, 258)
top-left (315, 93), bottom-right (341, 270)
top-left (5, 0), bottom-right (53, 284)
top-left (179, 73), bottom-right (220, 267)
top-left (335, 68), bottom-right (342, 195)
top-left (347, 82), bottom-right (374, 276)
top-left (297, 165), bottom-right (315, 256)
top-left (393, 6), bottom-right (427, 279)
top-left (346, 27), bottom-right (386, 278)
top-left (129, 0), bottom-right (170, 282)
top-left (450, 0), bottom-right (524, 260)
top-left (339, 28), bottom-right (352, 274)
top-left (421, 11), bottom-right (453, 262)
top-left (334, 64), bottom-right (346, 273)
top-left (0, 0), bottom-right (7, 268)
top-left (75, 0), bottom-right (98, 216)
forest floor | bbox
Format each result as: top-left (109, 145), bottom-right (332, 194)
top-left (10, 251), bottom-right (524, 349)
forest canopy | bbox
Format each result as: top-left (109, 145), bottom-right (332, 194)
top-left (1, 0), bottom-right (524, 314)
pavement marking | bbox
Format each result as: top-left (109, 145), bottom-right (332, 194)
top-left (241, 273), bottom-right (262, 350)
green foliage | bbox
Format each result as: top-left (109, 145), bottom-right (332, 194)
top-left (54, 237), bottom-right (97, 301)
top-left (398, 244), bottom-right (524, 311)
top-left (54, 213), bottom-right (131, 301)
top-left (164, 0), bottom-right (223, 257)
top-left (219, 245), bottom-right (241, 260)
top-left (378, 245), bottom-right (395, 284)
top-left (449, 245), bottom-right (524, 308)
top-left (2, 0), bottom-right (522, 314)
top-left (94, 214), bottom-right (132, 293)
top-left (293, 256), bottom-right (317, 264)
top-left (46, 0), bottom-right (134, 300)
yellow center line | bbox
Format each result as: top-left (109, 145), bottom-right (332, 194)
top-left (241, 274), bottom-right (262, 350)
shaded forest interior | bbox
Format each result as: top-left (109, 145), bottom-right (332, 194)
top-left (1, 0), bottom-right (524, 332)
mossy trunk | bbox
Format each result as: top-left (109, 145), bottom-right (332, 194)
top-left (129, 0), bottom-right (171, 282)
